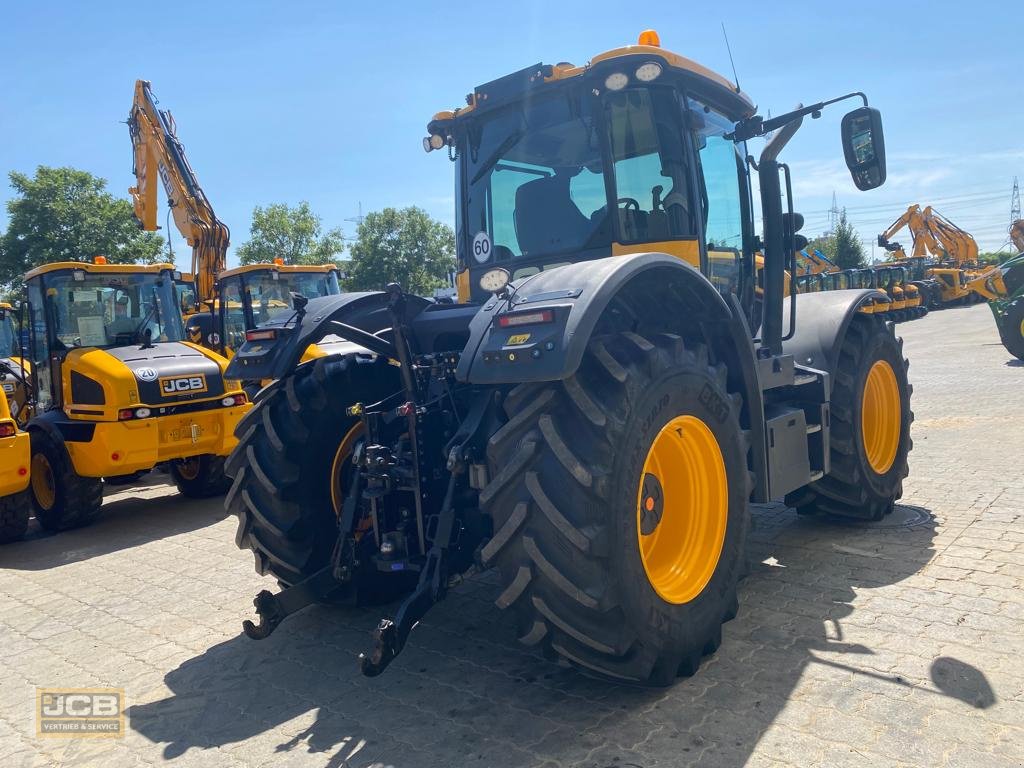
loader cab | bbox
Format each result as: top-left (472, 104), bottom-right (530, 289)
top-left (211, 263), bottom-right (342, 352)
top-left (0, 303), bottom-right (18, 359)
top-left (22, 261), bottom-right (186, 412)
top-left (427, 39), bottom-right (758, 313)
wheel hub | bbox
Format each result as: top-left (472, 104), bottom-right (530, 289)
top-left (636, 414), bottom-right (728, 605)
top-left (861, 360), bottom-right (901, 475)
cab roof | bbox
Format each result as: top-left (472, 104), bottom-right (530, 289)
top-left (24, 261), bottom-right (177, 280)
top-left (218, 263), bottom-right (339, 279)
top-left (427, 33), bottom-right (756, 135)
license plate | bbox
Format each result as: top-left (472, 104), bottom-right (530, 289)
top-left (164, 422), bottom-right (203, 444)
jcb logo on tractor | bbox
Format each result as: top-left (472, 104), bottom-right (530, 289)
top-left (159, 375), bottom-right (208, 397)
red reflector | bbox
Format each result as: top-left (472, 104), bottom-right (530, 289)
top-left (0, 422), bottom-right (16, 437)
top-left (245, 329), bottom-right (277, 342)
top-left (496, 309), bottom-right (554, 328)
top-left (111, 452), bottom-right (120, 461)
top-left (18, 467), bottom-right (27, 476)
top-left (118, 409), bottom-right (134, 420)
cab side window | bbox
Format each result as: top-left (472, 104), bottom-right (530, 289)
top-left (690, 100), bottom-right (747, 296)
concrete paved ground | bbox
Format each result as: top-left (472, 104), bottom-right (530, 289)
top-left (1, 302), bottom-right (1022, 768)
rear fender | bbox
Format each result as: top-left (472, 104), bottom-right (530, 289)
top-left (224, 292), bottom-right (429, 382)
top-left (781, 289), bottom-right (891, 376)
top-left (456, 253), bottom-right (732, 384)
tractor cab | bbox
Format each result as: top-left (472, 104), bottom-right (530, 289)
top-left (0, 302), bottom-right (31, 423)
top-left (425, 32), bottom-right (759, 322)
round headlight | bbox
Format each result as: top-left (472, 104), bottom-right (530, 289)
top-left (134, 407), bottom-right (151, 419)
top-left (429, 134), bottom-right (446, 150)
top-left (604, 72), bottom-right (628, 91)
top-left (479, 268), bottom-right (511, 295)
top-left (422, 137), bottom-right (432, 153)
top-left (635, 62), bottom-right (663, 82)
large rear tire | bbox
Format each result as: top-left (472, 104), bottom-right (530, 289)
top-left (786, 316), bottom-right (913, 520)
top-left (0, 491), bottom-right (31, 543)
top-left (29, 430), bottom-right (103, 532)
top-left (225, 354), bottom-right (410, 600)
top-left (480, 332), bottom-right (751, 685)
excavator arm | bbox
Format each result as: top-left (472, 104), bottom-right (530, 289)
top-left (128, 80), bottom-right (229, 307)
top-left (922, 207), bottom-right (979, 267)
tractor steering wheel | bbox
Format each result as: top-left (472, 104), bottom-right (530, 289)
top-left (616, 197), bottom-right (640, 211)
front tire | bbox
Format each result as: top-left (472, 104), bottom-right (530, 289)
top-left (786, 316), bottom-right (913, 520)
top-left (170, 455), bottom-right (231, 498)
top-left (0, 491), bottom-right (31, 543)
top-left (29, 430), bottom-right (103, 532)
top-left (481, 332), bottom-right (751, 685)
top-left (997, 300), bottom-right (1024, 361)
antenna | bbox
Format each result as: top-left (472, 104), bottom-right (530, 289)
top-left (721, 23), bottom-right (741, 93)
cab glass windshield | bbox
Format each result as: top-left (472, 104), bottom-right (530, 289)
top-left (461, 91), bottom-right (611, 269)
top-left (245, 271), bottom-right (340, 325)
top-left (41, 271), bottom-right (185, 348)
top-left (0, 312), bottom-right (17, 357)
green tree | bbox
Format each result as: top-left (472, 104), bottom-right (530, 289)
top-left (236, 202), bottom-right (344, 266)
top-left (346, 207), bottom-right (455, 294)
top-left (0, 166), bottom-right (165, 287)
top-left (814, 210), bottom-right (866, 270)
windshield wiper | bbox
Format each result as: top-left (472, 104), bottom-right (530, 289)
top-left (133, 293), bottom-right (162, 348)
top-left (471, 130), bottom-right (524, 184)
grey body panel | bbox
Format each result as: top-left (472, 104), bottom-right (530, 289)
top-left (781, 289), bottom-right (890, 375)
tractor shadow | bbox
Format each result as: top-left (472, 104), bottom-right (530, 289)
top-left (0, 474), bottom-right (228, 570)
top-left (129, 502), bottom-right (994, 768)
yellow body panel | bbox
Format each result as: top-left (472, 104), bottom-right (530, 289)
top-left (612, 240), bottom-right (700, 267)
top-left (218, 263), bottom-right (340, 279)
top-left (24, 261), bottom-right (177, 280)
top-left (65, 404), bottom-right (248, 477)
top-left (0, 395), bottom-right (30, 497)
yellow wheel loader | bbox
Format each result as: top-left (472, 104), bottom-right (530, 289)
top-left (16, 259), bottom-right (250, 532)
top-left (0, 380), bottom-right (31, 543)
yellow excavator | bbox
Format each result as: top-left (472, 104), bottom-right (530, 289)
top-left (128, 80), bottom-right (344, 358)
top-left (878, 204), bottom-right (975, 305)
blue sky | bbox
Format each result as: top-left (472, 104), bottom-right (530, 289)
top-left (1, 1), bottom-right (1020, 266)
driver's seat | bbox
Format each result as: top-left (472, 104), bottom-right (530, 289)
top-left (514, 175), bottom-right (592, 256)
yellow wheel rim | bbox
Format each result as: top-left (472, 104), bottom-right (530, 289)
top-left (1019, 317), bottom-right (1024, 340)
top-left (861, 360), bottom-right (901, 474)
top-left (330, 422), bottom-right (366, 517)
top-left (176, 458), bottom-right (201, 481)
top-left (636, 415), bottom-right (728, 605)
top-left (31, 452), bottom-right (57, 511)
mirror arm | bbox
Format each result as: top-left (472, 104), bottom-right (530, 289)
top-left (730, 92), bottom-right (869, 142)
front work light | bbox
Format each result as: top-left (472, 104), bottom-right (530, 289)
top-left (635, 62), bottom-right (663, 82)
top-left (604, 73), bottom-right (628, 91)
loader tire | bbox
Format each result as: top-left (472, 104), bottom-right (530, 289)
top-left (786, 316), bottom-right (912, 520)
top-left (29, 430), bottom-right (103, 532)
top-left (0, 491), bottom-right (31, 543)
top-left (226, 354), bottom-right (409, 599)
top-left (997, 300), bottom-right (1024, 361)
top-left (481, 332), bottom-right (751, 685)
top-left (170, 455), bottom-right (231, 498)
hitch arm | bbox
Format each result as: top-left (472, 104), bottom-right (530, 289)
top-left (359, 474), bottom-right (459, 676)
top-left (242, 565), bottom-right (342, 639)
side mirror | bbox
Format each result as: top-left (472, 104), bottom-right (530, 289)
top-left (841, 107), bottom-right (886, 191)
top-left (793, 234), bottom-right (809, 251)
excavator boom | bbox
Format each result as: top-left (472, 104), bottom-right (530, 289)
top-left (128, 80), bottom-right (229, 307)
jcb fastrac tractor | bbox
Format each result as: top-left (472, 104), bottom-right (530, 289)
top-left (225, 31), bottom-right (913, 684)
top-left (8, 259), bottom-right (249, 538)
